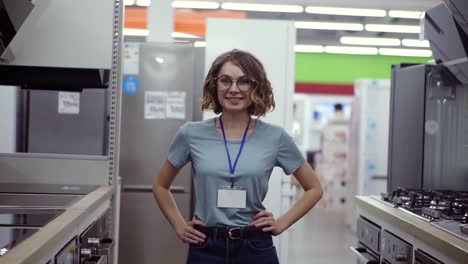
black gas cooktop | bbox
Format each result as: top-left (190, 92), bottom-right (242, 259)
top-left (381, 188), bottom-right (468, 241)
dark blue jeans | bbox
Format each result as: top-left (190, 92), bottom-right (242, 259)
top-left (186, 234), bottom-right (279, 264)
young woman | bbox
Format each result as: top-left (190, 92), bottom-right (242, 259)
top-left (153, 49), bottom-right (323, 264)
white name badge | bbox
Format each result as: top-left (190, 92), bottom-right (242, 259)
top-left (217, 186), bottom-right (247, 209)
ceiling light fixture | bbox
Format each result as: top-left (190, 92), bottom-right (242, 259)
top-left (123, 28), bottom-right (149, 36)
top-left (305, 6), bottom-right (386, 17)
top-left (172, 1), bottom-right (220, 9)
top-left (340, 37), bottom-right (401, 46)
top-left (221, 3), bottom-right (303, 13)
top-left (325, 46), bottom-right (378, 55)
top-left (294, 45), bottom-right (324, 53)
top-left (388, 10), bottom-right (423, 19)
top-left (123, 29), bottom-right (200, 39)
top-left (401, 39), bottom-right (430, 48)
top-left (365, 24), bottom-right (421, 33)
top-left (194, 41), bottom-right (207, 47)
top-left (379, 48), bottom-right (432, 57)
top-left (172, 32), bottom-right (201, 39)
top-left (295, 21), bottom-right (364, 31)
top-left (136, 0), bottom-right (150, 6)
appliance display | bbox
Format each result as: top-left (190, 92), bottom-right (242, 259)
top-left (54, 237), bottom-right (78, 264)
top-left (350, 217), bottom-right (381, 264)
top-left (0, 183), bottom-right (96, 257)
top-left (0, 194), bottom-right (81, 209)
top-left (80, 210), bottom-right (113, 264)
top-left (0, 210), bottom-right (62, 227)
top-left (118, 43), bottom-right (204, 264)
top-left (381, 230), bottom-right (413, 264)
top-left (381, 188), bottom-right (468, 242)
top-left (0, 227), bottom-right (38, 257)
top-left (415, 249), bottom-right (445, 264)
top-left (0, 183), bottom-right (98, 195)
top-left (389, 62), bottom-right (468, 193)
top-left (424, 1), bottom-right (468, 84)
top-left (350, 79), bottom-right (390, 197)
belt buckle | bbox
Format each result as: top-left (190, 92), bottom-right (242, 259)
top-left (228, 227), bottom-right (241, 240)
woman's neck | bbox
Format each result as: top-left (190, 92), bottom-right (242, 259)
top-left (219, 111), bottom-right (251, 129)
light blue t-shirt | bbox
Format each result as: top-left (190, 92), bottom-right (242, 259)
top-left (168, 117), bottom-right (305, 227)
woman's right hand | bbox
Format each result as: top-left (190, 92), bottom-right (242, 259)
top-left (177, 216), bottom-right (207, 244)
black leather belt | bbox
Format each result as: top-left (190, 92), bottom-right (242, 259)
top-left (195, 226), bottom-right (271, 240)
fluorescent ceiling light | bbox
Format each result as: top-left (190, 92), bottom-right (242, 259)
top-left (365, 24), bottom-right (420, 33)
top-left (124, 0), bottom-right (135, 5)
top-left (123, 29), bottom-right (199, 39)
top-left (295, 21), bottom-right (363, 31)
top-left (136, 0), bottom-right (150, 6)
top-left (193, 41), bottom-right (206, 48)
top-left (172, 32), bottom-right (201, 38)
top-left (294, 45), bottom-right (324, 53)
top-left (340, 37), bottom-right (400, 46)
top-left (402, 39), bottom-right (430, 48)
top-left (172, 1), bottom-right (220, 9)
top-left (379, 48), bottom-right (432, 57)
top-left (194, 41), bottom-right (207, 47)
top-left (388, 10), bottom-right (423, 19)
top-left (123, 28), bottom-right (149, 36)
top-left (305, 6), bottom-right (386, 17)
top-left (221, 3), bottom-right (303, 13)
top-left (325, 46), bottom-right (378, 55)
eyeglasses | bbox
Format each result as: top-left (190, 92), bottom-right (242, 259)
top-left (214, 75), bottom-right (257, 92)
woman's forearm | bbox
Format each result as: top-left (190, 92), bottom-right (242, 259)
top-left (276, 186), bottom-right (323, 232)
top-left (153, 185), bottom-right (186, 233)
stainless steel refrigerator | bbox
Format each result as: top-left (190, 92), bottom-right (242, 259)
top-left (118, 43), bottom-right (203, 264)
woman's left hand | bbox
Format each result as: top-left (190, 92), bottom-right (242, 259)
top-left (251, 211), bottom-right (284, 236)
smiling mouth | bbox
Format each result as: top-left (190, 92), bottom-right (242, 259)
top-left (226, 97), bottom-right (243, 102)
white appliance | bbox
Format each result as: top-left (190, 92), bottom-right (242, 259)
top-left (350, 79), bottom-right (391, 197)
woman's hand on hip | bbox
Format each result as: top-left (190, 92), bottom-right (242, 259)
top-left (251, 211), bottom-right (284, 236)
top-left (176, 216), bottom-right (206, 244)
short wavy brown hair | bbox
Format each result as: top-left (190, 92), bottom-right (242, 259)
top-left (201, 49), bottom-right (275, 116)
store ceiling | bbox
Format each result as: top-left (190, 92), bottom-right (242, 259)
top-left (126, 0), bottom-right (444, 52)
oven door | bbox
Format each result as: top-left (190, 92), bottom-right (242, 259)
top-left (350, 244), bottom-right (380, 264)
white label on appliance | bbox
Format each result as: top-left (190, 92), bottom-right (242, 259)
top-left (58, 92), bottom-right (80, 114)
top-left (166, 92), bottom-right (186, 120)
top-left (145, 91), bottom-right (167, 119)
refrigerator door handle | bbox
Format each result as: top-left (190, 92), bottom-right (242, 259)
top-left (123, 184), bottom-right (186, 193)
top-left (371, 175), bottom-right (387, 180)
top-left (169, 186), bottom-right (186, 193)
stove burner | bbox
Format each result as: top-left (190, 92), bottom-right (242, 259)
top-left (382, 188), bottom-right (468, 222)
top-left (382, 188), bottom-right (468, 241)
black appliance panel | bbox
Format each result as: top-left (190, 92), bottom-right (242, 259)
top-left (0, 194), bottom-right (81, 208)
top-left (350, 244), bottom-right (380, 264)
top-left (0, 183), bottom-right (98, 195)
top-left (388, 64), bottom-right (427, 193)
top-left (415, 249), bottom-right (445, 264)
top-left (55, 237), bottom-right (78, 264)
top-left (425, 4), bottom-right (468, 63)
top-left (0, 227), bottom-right (38, 256)
top-left (381, 230), bottom-right (413, 264)
top-left (357, 217), bottom-right (381, 253)
top-left (0, 211), bottom-right (62, 227)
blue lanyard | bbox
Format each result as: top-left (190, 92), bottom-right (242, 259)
top-left (219, 115), bottom-right (251, 188)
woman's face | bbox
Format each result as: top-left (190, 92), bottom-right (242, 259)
top-left (216, 61), bottom-right (254, 114)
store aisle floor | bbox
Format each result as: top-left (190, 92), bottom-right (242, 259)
top-left (287, 208), bottom-right (357, 264)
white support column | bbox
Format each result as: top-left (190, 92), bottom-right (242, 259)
top-left (147, 0), bottom-right (173, 42)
